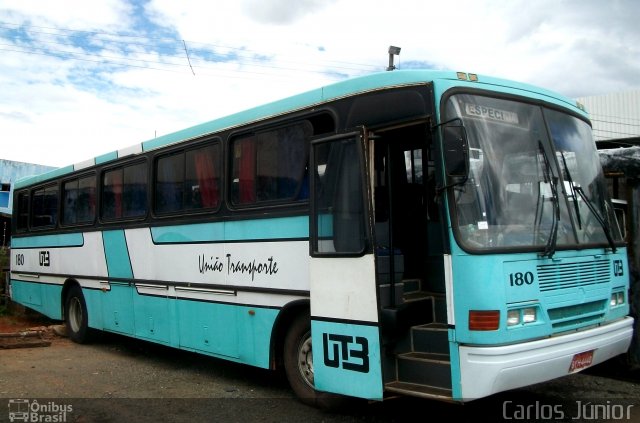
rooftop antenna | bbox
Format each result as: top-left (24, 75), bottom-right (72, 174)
top-left (387, 46), bottom-right (401, 71)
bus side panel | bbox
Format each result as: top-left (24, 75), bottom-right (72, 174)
top-left (10, 280), bottom-right (63, 320)
top-left (133, 288), bottom-right (172, 345)
top-left (176, 299), bottom-right (239, 358)
top-left (175, 299), bottom-right (278, 367)
top-left (101, 284), bottom-right (135, 335)
top-left (237, 304), bottom-right (279, 368)
top-left (84, 288), bottom-right (104, 330)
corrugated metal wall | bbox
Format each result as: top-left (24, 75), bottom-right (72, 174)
top-left (576, 90), bottom-right (640, 142)
top-left (0, 159), bottom-right (56, 215)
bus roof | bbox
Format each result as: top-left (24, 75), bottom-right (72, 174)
top-left (15, 69), bottom-right (584, 189)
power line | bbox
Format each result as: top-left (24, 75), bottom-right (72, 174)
top-left (0, 21), bottom-right (380, 75)
top-left (591, 118), bottom-right (640, 128)
top-left (589, 112), bottom-right (640, 124)
top-left (0, 44), bottom-right (349, 83)
top-left (592, 128), bottom-right (640, 138)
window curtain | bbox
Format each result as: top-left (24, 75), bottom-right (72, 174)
top-left (195, 149), bottom-right (219, 208)
top-left (239, 140), bottom-right (256, 203)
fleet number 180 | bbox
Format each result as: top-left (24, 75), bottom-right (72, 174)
top-left (509, 271), bottom-right (534, 286)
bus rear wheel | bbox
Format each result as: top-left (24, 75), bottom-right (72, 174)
top-left (283, 314), bottom-right (348, 409)
top-left (65, 285), bottom-right (92, 344)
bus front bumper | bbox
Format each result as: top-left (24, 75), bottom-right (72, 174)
top-left (457, 317), bottom-right (634, 400)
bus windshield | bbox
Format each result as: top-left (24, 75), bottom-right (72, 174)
top-left (445, 94), bottom-right (622, 252)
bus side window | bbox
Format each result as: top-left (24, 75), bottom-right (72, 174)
top-left (102, 162), bottom-right (147, 220)
top-left (31, 184), bottom-right (58, 228)
top-left (62, 175), bottom-right (96, 225)
top-left (230, 122), bottom-right (310, 206)
top-left (16, 192), bottom-right (29, 231)
top-left (185, 144), bottom-right (220, 210)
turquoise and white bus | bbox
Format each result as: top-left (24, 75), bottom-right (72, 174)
top-left (10, 70), bottom-right (633, 405)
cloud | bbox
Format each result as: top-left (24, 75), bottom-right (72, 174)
top-left (241, 0), bottom-right (337, 25)
top-left (0, 0), bottom-right (134, 31)
top-left (0, 0), bottom-right (638, 167)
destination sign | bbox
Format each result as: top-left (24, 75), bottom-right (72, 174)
top-left (464, 103), bottom-right (520, 125)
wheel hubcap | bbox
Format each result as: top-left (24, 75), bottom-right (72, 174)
top-left (68, 297), bottom-right (82, 333)
top-left (297, 332), bottom-right (314, 388)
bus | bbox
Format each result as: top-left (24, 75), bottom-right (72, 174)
top-left (599, 146), bottom-right (640, 365)
top-left (9, 69), bottom-right (634, 405)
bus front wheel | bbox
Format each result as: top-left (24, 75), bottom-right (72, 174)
top-left (283, 314), bottom-right (348, 409)
top-left (64, 285), bottom-right (92, 344)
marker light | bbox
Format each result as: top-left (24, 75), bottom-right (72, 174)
top-left (457, 72), bottom-right (468, 80)
top-left (522, 308), bottom-right (537, 323)
top-left (611, 291), bottom-right (625, 306)
top-left (507, 310), bottom-right (520, 326)
top-left (609, 292), bottom-right (624, 307)
top-left (469, 310), bottom-right (500, 331)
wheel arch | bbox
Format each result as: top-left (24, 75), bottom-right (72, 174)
top-left (60, 279), bottom-right (82, 320)
top-left (270, 299), bottom-right (310, 370)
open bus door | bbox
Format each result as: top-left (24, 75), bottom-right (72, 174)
top-left (307, 129), bottom-right (384, 400)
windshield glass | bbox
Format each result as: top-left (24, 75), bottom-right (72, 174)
top-left (444, 94), bottom-right (621, 252)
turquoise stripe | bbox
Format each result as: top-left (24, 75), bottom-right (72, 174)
top-left (95, 151), bottom-right (118, 164)
top-left (151, 216), bottom-right (309, 243)
top-left (102, 230), bottom-right (134, 278)
top-left (140, 70), bottom-right (457, 153)
top-left (12, 233), bottom-right (84, 248)
top-left (14, 165), bottom-right (74, 189)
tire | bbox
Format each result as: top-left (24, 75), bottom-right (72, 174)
top-left (283, 313), bottom-right (350, 409)
top-left (64, 285), bottom-right (93, 344)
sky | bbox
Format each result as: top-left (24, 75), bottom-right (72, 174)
top-left (0, 0), bottom-right (639, 167)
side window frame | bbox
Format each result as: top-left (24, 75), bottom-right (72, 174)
top-left (101, 160), bottom-right (148, 222)
top-left (16, 190), bottom-right (30, 232)
top-left (61, 173), bottom-right (97, 227)
top-left (229, 121), bottom-right (312, 208)
top-left (30, 183), bottom-right (59, 230)
top-left (153, 141), bottom-right (222, 216)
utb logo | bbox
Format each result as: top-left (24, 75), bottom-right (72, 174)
top-left (322, 333), bottom-right (369, 373)
top-left (614, 259), bottom-right (624, 277)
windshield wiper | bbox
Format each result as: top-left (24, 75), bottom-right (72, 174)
top-left (539, 142), bottom-right (560, 258)
top-left (573, 185), bottom-right (618, 253)
top-left (559, 151), bottom-right (617, 253)
top-left (559, 152), bottom-right (582, 229)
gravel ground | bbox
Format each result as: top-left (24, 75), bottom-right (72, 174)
top-left (1, 317), bottom-right (639, 422)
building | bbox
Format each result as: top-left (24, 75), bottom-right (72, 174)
top-left (578, 89), bottom-right (640, 366)
top-left (577, 89), bottom-right (640, 148)
top-left (0, 159), bottom-right (57, 248)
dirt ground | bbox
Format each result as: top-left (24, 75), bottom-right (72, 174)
top-left (1, 313), bottom-right (640, 422)
top-left (0, 312), bottom-right (55, 333)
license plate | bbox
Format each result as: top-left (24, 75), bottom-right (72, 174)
top-left (569, 350), bottom-right (594, 373)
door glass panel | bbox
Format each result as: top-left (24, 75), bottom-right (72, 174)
top-left (312, 137), bottom-right (366, 254)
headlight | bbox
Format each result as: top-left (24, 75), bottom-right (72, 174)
top-left (522, 308), bottom-right (537, 323)
top-left (611, 291), bottom-right (625, 306)
top-left (507, 310), bottom-right (520, 326)
top-left (507, 307), bottom-right (538, 327)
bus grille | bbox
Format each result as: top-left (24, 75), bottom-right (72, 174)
top-left (537, 259), bottom-right (610, 292)
top-left (548, 300), bottom-right (606, 329)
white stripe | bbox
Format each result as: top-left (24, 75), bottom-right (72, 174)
top-left (73, 158), bottom-right (95, 171)
top-left (117, 143), bottom-right (143, 158)
top-left (444, 254), bottom-right (455, 325)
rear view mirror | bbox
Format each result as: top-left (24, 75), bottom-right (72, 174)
top-left (443, 125), bottom-right (469, 179)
